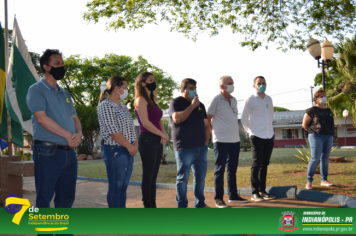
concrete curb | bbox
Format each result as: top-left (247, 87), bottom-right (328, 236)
top-left (297, 189), bottom-right (356, 208)
top-left (77, 176), bottom-right (296, 198)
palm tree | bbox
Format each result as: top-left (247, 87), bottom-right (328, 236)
top-left (323, 36), bottom-right (356, 125)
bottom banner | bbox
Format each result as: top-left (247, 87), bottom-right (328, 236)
top-left (1, 197), bottom-right (355, 234)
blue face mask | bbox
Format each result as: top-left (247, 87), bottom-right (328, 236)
top-left (257, 84), bottom-right (266, 93)
top-left (187, 89), bottom-right (197, 99)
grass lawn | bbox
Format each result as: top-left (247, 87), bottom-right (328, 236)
top-left (78, 148), bottom-right (356, 197)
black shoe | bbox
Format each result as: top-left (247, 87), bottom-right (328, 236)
top-left (215, 200), bottom-right (228, 208)
top-left (228, 195), bottom-right (248, 203)
top-left (251, 193), bottom-right (264, 201)
top-left (259, 191), bottom-right (276, 200)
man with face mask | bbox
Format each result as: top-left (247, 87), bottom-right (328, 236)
top-left (26, 49), bottom-right (82, 225)
top-left (241, 76), bottom-right (276, 202)
top-left (169, 78), bottom-right (210, 208)
top-left (207, 76), bottom-right (248, 208)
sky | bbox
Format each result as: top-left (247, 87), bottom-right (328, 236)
top-left (1, 0), bottom-right (324, 111)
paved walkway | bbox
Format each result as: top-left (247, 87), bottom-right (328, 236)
top-left (1, 177), bottom-right (342, 236)
top-left (22, 177), bottom-right (340, 208)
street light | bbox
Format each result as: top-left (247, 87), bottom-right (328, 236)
top-left (343, 109), bottom-right (349, 146)
top-left (307, 38), bottom-right (334, 90)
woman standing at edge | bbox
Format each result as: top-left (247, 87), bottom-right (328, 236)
top-left (302, 89), bottom-right (335, 190)
top-left (97, 76), bottom-right (138, 208)
top-left (135, 71), bottom-right (169, 208)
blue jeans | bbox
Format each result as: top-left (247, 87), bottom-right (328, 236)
top-left (213, 142), bottom-right (240, 202)
top-left (175, 145), bottom-right (208, 208)
top-left (102, 145), bottom-right (134, 208)
top-left (307, 134), bottom-right (334, 182)
top-left (33, 143), bottom-right (77, 208)
top-left (33, 143), bottom-right (77, 236)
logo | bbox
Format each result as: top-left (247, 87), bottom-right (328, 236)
top-left (4, 194), bottom-right (31, 225)
top-left (266, 104), bottom-right (269, 109)
top-left (198, 106), bottom-right (202, 111)
top-left (278, 211), bottom-right (299, 231)
top-left (4, 194), bottom-right (69, 232)
top-left (66, 98), bottom-right (71, 103)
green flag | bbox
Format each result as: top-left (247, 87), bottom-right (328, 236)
top-left (0, 18), bottom-right (40, 148)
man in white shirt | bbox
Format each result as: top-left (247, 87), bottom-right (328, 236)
top-left (207, 76), bottom-right (248, 208)
top-left (241, 76), bottom-right (276, 202)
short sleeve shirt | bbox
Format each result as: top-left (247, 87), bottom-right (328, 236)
top-left (168, 96), bottom-right (207, 151)
top-left (97, 99), bottom-right (136, 146)
top-left (207, 93), bottom-right (240, 143)
top-left (26, 79), bottom-right (77, 146)
top-left (306, 106), bottom-right (334, 135)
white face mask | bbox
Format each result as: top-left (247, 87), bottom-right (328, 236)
top-left (117, 88), bottom-right (128, 100)
top-left (226, 84), bottom-right (234, 93)
top-left (320, 97), bottom-right (327, 105)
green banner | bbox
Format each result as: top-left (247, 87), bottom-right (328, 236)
top-left (1, 204), bottom-right (355, 234)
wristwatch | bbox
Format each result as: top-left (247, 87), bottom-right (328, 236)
top-left (77, 132), bottom-right (84, 140)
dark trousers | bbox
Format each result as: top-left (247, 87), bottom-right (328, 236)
top-left (33, 143), bottom-right (77, 236)
top-left (250, 135), bottom-right (274, 194)
top-left (138, 132), bottom-right (163, 208)
top-left (213, 142), bottom-right (240, 202)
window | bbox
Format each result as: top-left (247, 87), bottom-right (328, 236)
top-left (282, 129), bottom-right (299, 139)
top-left (301, 128), bottom-right (308, 139)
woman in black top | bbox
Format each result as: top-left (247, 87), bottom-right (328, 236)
top-left (302, 90), bottom-right (335, 190)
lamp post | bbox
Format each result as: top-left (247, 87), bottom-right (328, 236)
top-left (343, 109), bottom-right (349, 146)
top-left (307, 38), bottom-right (334, 91)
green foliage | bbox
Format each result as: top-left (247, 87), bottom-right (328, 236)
top-left (161, 118), bottom-right (173, 152)
top-left (314, 35), bottom-right (356, 125)
top-left (14, 149), bottom-right (31, 161)
top-left (1, 147), bottom-right (8, 155)
top-left (83, 0), bottom-right (356, 51)
top-left (60, 54), bottom-right (179, 113)
top-left (274, 106), bottom-right (290, 112)
top-left (239, 130), bottom-right (250, 151)
top-left (75, 104), bottom-right (100, 155)
top-left (15, 149), bottom-right (24, 159)
top-left (294, 139), bottom-right (338, 173)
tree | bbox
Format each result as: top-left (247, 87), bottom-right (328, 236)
top-left (274, 106), bottom-right (290, 112)
top-left (60, 54), bottom-right (179, 113)
top-left (83, 0), bottom-right (356, 51)
top-left (314, 35), bottom-right (356, 125)
top-left (74, 104), bottom-right (100, 155)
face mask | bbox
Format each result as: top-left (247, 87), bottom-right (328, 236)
top-left (117, 88), bottom-right (128, 100)
top-left (226, 84), bottom-right (234, 93)
top-left (145, 81), bottom-right (156, 91)
top-left (320, 97), bottom-right (327, 105)
top-left (187, 89), bottom-right (197, 99)
top-left (257, 84), bottom-right (266, 93)
top-left (49, 66), bottom-right (66, 81)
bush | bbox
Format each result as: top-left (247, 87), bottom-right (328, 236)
top-left (239, 130), bottom-right (250, 151)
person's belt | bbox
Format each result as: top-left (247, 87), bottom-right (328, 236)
top-left (34, 140), bottom-right (72, 150)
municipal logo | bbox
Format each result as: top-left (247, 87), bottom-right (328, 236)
top-left (278, 211), bottom-right (299, 231)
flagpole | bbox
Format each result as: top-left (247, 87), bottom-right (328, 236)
top-left (4, 0), bottom-right (12, 156)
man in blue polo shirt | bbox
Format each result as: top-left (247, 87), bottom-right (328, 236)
top-left (26, 49), bottom-right (82, 215)
top-left (169, 78), bottom-right (210, 208)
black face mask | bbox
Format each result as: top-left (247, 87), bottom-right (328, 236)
top-left (49, 66), bottom-right (66, 81)
top-left (145, 81), bottom-right (156, 91)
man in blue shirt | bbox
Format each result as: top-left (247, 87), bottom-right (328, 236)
top-left (26, 49), bottom-right (82, 216)
top-left (169, 78), bottom-right (210, 208)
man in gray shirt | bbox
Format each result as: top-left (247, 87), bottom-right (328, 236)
top-left (26, 49), bottom-right (82, 218)
top-left (207, 75), bottom-right (248, 208)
